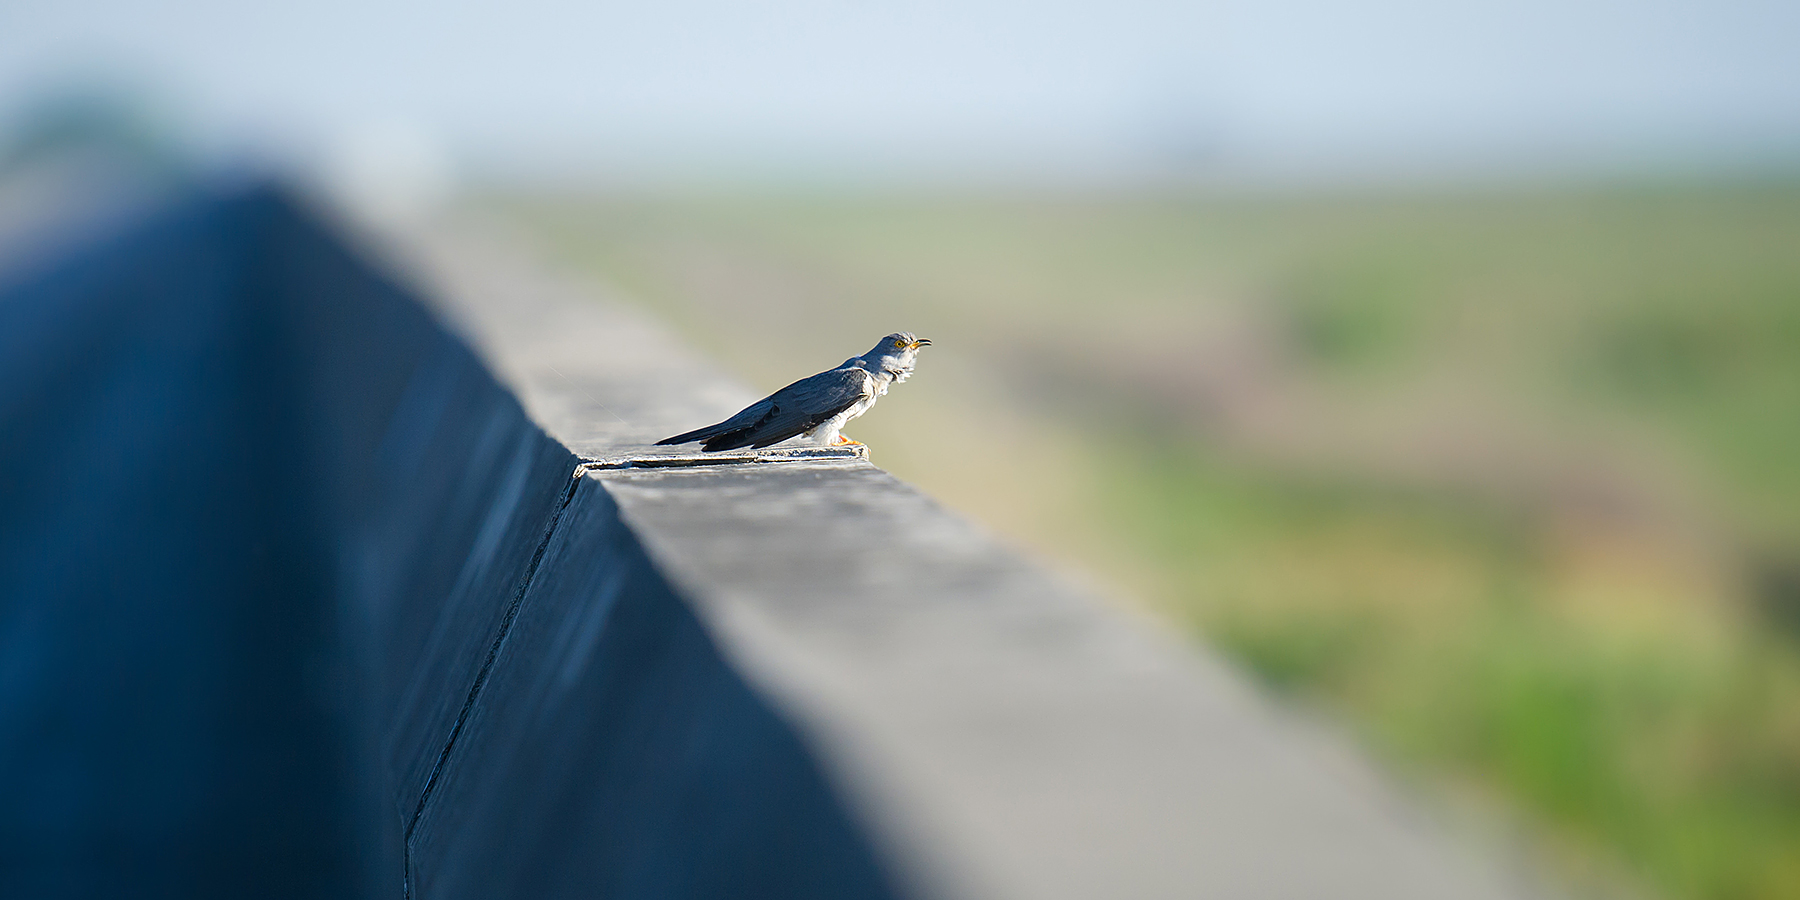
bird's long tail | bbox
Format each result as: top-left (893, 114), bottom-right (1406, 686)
top-left (655, 423), bottom-right (727, 445)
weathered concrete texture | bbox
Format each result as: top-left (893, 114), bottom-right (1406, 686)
top-left (413, 218), bottom-right (1543, 900)
top-left (0, 185), bottom-right (900, 899)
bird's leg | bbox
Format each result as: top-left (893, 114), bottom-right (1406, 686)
top-left (833, 434), bottom-right (864, 447)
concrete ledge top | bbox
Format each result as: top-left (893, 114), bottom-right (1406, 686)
top-left (402, 215), bottom-right (1541, 900)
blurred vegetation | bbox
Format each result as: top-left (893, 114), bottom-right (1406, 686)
top-left (485, 182), bottom-right (1800, 900)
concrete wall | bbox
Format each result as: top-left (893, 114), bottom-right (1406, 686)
top-left (0, 185), bottom-right (897, 899)
top-left (0, 183), bottom-right (1540, 900)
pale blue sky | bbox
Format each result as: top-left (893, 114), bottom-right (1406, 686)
top-left (3, 0), bottom-right (1797, 183)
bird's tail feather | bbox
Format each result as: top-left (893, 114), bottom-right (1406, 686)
top-left (656, 424), bottom-right (726, 445)
top-left (660, 423), bottom-right (764, 451)
top-left (699, 432), bottom-right (756, 452)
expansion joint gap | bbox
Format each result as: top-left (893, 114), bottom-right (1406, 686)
top-left (400, 465), bottom-right (586, 894)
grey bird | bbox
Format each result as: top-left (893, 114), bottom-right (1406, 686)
top-left (657, 332), bottom-right (932, 451)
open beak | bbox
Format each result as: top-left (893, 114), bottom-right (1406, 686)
top-left (912, 339), bottom-right (932, 349)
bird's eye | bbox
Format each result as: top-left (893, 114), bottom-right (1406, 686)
top-left (893, 338), bottom-right (904, 348)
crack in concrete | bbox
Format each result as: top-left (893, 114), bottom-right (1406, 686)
top-left (398, 444), bottom-right (863, 896)
top-left (402, 465), bottom-right (586, 899)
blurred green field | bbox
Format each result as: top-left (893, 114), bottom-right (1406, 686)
top-left (485, 183), bottom-right (1800, 900)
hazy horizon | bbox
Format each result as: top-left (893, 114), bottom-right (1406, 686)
top-left (4, 0), bottom-right (1799, 190)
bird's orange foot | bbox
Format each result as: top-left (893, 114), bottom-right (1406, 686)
top-left (832, 435), bottom-right (864, 447)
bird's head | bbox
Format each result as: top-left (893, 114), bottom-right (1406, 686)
top-left (864, 332), bottom-right (931, 381)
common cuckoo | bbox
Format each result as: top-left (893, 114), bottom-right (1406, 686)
top-left (657, 332), bottom-right (931, 451)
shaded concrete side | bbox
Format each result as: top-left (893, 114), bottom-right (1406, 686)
top-left (409, 475), bottom-right (901, 900)
top-left (219, 191), bottom-right (583, 843)
top-left (411, 215), bottom-right (1545, 900)
top-left (239, 188), bottom-right (582, 830)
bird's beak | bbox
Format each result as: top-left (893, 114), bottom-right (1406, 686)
top-left (912, 339), bottom-right (932, 349)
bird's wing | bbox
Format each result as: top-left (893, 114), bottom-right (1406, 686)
top-left (658, 367), bottom-right (868, 452)
top-left (655, 396), bottom-right (777, 446)
top-left (741, 367), bottom-right (873, 448)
